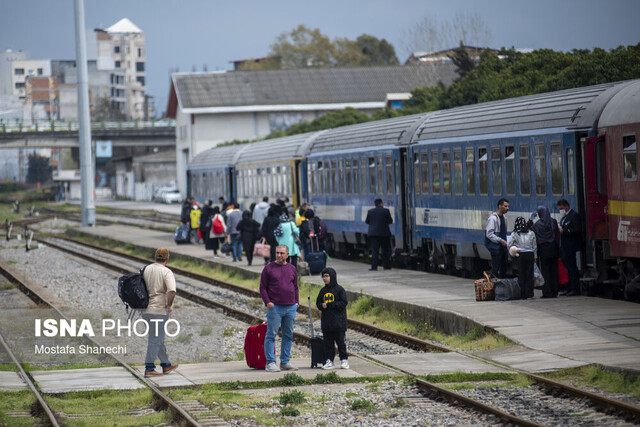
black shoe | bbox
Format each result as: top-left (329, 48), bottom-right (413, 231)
top-left (560, 291), bottom-right (570, 296)
top-left (566, 291), bottom-right (580, 296)
top-left (383, 267), bottom-right (392, 270)
top-left (238, 257), bottom-right (242, 262)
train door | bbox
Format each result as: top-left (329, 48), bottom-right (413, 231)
top-left (399, 148), bottom-right (412, 252)
top-left (583, 136), bottom-right (608, 241)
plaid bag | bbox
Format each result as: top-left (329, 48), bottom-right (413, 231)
top-left (475, 271), bottom-right (496, 301)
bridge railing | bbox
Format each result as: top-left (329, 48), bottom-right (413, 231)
top-left (0, 119), bottom-right (175, 133)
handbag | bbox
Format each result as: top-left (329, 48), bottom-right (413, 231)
top-left (558, 259), bottom-right (569, 285)
top-left (474, 271), bottom-right (496, 301)
top-left (253, 238), bottom-right (271, 258)
top-left (533, 263), bottom-right (545, 289)
top-left (290, 223), bottom-right (302, 247)
top-left (221, 242), bottom-right (233, 254)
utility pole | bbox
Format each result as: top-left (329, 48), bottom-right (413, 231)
top-left (73, 0), bottom-right (95, 226)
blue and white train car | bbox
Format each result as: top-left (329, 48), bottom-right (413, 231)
top-left (402, 82), bottom-right (627, 272)
top-left (188, 144), bottom-right (244, 205)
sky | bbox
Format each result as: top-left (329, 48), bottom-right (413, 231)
top-left (1, 0), bottom-right (639, 116)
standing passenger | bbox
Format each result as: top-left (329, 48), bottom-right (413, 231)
top-left (142, 248), bottom-right (179, 377)
top-left (508, 217), bottom-right (537, 299)
top-left (200, 200), bottom-right (213, 249)
top-left (226, 202), bottom-right (243, 262)
top-left (253, 197), bottom-right (270, 225)
top-left (261, 206), bottom-right (281, 263)
top-left (260, 245), bottom-right (299, 372)
top-left (557, 199), bottom-right (582, 296)
top-left (218, 196), bottom-right (229, 212)
top-left (180, 197), bottom-right (192, 225)
top-left (236, 210), bottom-right (261, 266)
top-left (275, 213), bottom-right (301, 267)
top-left (295, 202), bottom-right (309, 226)
top-left (189, 202), bottom-right (201, 243)
top-left (365, 199), bottom-right (393, 271)
top-left (208, 207), bottom-right (227, 257)
top-left (316, 267), bottom-right (349, 370)
top-left (530, 205), bottom-right (559, 298)
top-left (485, 199), bottom-right (510, 278)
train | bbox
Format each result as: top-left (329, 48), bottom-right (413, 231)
top-left (187, 79), bottom-right (640, 299)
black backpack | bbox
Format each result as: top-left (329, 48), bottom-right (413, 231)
top-left (118, 265), bottom-right (149, 312)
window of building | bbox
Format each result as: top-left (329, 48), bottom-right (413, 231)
top-left (115, 61), bottom-right (121, 68)
top-left (478, 147), bottom-right (488, 195)
top-left (136, 76), bottom-right (145, 86)
top-left (454, 148), bottom-right (463, 195)
top-left (345, 158), bottom-right (351, 194)
top-left (385, 154), bottom-right (393, 194)
top-left (15, 82), bottom-right (25, 89)
top-left (114, 46), bottom-right (120, 53)
top-left (442, 149), bottom-right (451, 194)
top-left (37, 68), bottom-right (43, 75)
top-left (623, 134), bottom-right (637, 181)
top-left (566, 147), bottom-right (575, 195)
top-left (14, 68), bottom-right (24, 75)
top-left (520, 144), bottom-right (531, 195)
top-left (138, 47), bottom-right (142, 57)
top-left (136, 62), bottom-right (145, 72)
top-left (431, 149), bottom-right (440, 194)
top-left (369, 156), bottom-right (376, 194)
top-left (551, 141), bottom-right (563, 194)
top-left (413, 152), bottom-right (420, 194)
top-left (466, 147), bottom-right (475, 195)
top-left (491, 146), bottom-right (502, 195)
top-left (352, 158), bottom-right (359, 194)
top-left (420, 151), bottom-right (429, 194)
top-left (505, 145), bottom-right (515, 195)
top-left (534, 142), bottom-right (546, 195)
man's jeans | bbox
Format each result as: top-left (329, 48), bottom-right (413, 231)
top-left (141, 313), bottom-right (171, 371)
top-left (230, 233), bottom-right (243, 260)
top-left (264, 304), bottom-right (297, 365)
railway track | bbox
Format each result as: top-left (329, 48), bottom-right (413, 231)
top-left (29, 235), bottom-right (640, 426)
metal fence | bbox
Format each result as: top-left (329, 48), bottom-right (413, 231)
top-left (0, 119), bottom-right (175, 133)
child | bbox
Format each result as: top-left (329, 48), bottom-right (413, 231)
top-left (508, 216), bottom-right (537, 299)
top-left (315, 267), bottom-right (349, 369)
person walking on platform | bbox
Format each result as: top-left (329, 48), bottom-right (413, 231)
top-left (226, 202), bottom-right (243, 262)
top-left (261, 206), bottom-right (281, 263)
top-left (295, 202), bottom-right (309, 226)
top-left (299, 208), bottom-right (314, 260)
top-left (485, 198), bottom-right (510, 278)
top-left (529, 205), bottom-right (560, 298)
top-left (260, 245), bottom-right (299, 372)
top-left (236, 210), bottom-right (261, 266)
top-left (200, 200), bottom-right (213, 249)
top-left (275, 213), bottom-right (301, 267)
top-left (218, 196), bottom-right (229, 212)
top-left (508, 217), bottom-right (537, 299)
top-left (142, 248), bottom-right (179, 377)
top-left (365, 198), bottom-right (393, 271)
top-left (316, 267), bottom-right (349, 370)
top-left (208, 206), bottom-right (227, 257)
top-left (190, 202), bottom-right (201, 243)
top-left (180, 197), bottom-right (192, 225)
top-left (557, 199), bottom-right (582, 296)
top-left (253, 197), bottom-right (270, 225)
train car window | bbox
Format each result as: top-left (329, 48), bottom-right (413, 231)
top-left (361, 156), bottom-right (368, 194)
top-left (491, 146), bottom-right (502, 195)
top-left (550, 142), bottom-right (563, 195)
top-left (442, 149), bottom-right (451, 194)
top-left (505, 146), bottom-right (515, 195)
top-left (255, 169), bottom-right (261, 198)
top-left (454, 148), bottom-right (463, 195)
top-left (420, 151), bottom-right (429, 194)
top-left (414, 152), bottom-right (421, 194)
top-left (352, 158), bottom-right (359, 194)
top-left (466, 147), bottom-right (475, 195)
top-left (317, 161), bottom-right (324, 194)
top-left (345, 158), bottom-right (352, 194)
top-left (266, 167), bottom-right (272, 197)
top-left (369, 156), bottom-right (376, 194)
top-left (394, 158), bottom-right (401, 195)
top-left (324, 159), bottom-right (331, 194)
top-left (623, 134), bottom-right (638, 181)
top-left (377, 155), bottom-right (384, 195)
top-left (338, 158), bottom-right (344, 194)
top-left (385, 154), bottom-right (393, 194)
top-left (431, 149), bottom-right (440, 194)
top-left (478, 147), bottom-right (488, 195)
top-left (308, 163), bottom-right (315, 194)
top-left (331, 158), bottom-right (337, 195)
top-left (596, 141), bottom-right (607, 194)
top-left (534, 142), bottom-right (546, 195)
top-left (566, 148), bottom-right (575, 195)
top-left (519, 144), bottom-right (531, 195)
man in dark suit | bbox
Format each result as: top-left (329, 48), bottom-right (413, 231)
top-left (365, 199), bottom-right (393, 271)
top-left (557, 199), bottom-right (582, 296)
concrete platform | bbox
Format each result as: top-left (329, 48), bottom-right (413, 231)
top-left (0, 371), bottom-right (28, 391)
top-left (73, 223), bottom-right (640, 374)
top-left (472, 346), bottom-right (589, 373)
top-left (372, 353), bottom-right (509, 376)
top-left (31, 367), bottom-right (144, 393)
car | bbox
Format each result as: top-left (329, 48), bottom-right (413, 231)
top-left (160, 189), bottom-right (182, 204)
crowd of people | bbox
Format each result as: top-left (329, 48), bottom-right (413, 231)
top-left (485, 198), bottom-right (582, 299)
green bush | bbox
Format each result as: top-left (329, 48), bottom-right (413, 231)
top-left (275, 373), bottom-right (305, 386)
top-left (279, 389), bottom-right (306, 405)
top-left (280, 406), bottom-right (300, 416)
top-left (350, 398), bottom-right (375, 411)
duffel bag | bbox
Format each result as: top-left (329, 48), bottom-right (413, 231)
top-left (494, 277), bottom-right (521, 301)
top-left (474, 271), bottom-right (496, 301)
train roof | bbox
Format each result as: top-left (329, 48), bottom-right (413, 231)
top-left (598, 80), bottom-right (640, 128)
top-left (234, 132), bottom-right (321, 166)
top-left (189, 144), bottom-right (249, 169)
top-left (308, 113), bottom-right (429, 154)
top-left (408, 81), bottom-right (634, 143)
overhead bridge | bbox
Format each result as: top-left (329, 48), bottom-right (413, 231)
top-left (0, 120), bottom-right (176, 149)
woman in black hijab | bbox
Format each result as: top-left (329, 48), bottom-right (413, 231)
top-left (529, 205), bottom-right (559, 298)
top-left (236, 210), bottom-right (261, 266)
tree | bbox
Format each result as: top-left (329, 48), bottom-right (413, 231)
top-left (265, 107), bottom-right (372, 138)
top-left (92, 97), bottom-right (127, 121)
top-left (27, 153), bottom-right (52, 183)
top-left (448, 41), bottom-right (476, 79)
top-left (271, 25), bottom-right (335, 69)
top-left (355, 34), bottom-right (399, 66)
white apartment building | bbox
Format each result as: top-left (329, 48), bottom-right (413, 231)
top-left (0, 49), bottom-right (27, 96)
top-left (10, 59), bottom-right (51, 98)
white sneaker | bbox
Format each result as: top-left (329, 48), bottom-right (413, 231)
top-left (340, 359), bottom-right (349, 369)
top-left (265, 362), bottom-right (280, 372)
top-left (280, 362), bottom-right (298, 371)
top-left (322, 359), bottom-right (334, 370)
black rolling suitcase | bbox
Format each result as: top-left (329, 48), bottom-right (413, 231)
top-left (306, 235), bottom-right (326, 275)
top-left (308, 296), bottom-right (325, 368)
top-left (174, 224), bottom-right (191, 244)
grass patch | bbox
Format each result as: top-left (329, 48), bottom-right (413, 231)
top-left (544, 365), bottom-right (640, 398)
top-left (200, 327), bottom-right (213, 336)
top-left (350, 398), bottom-right (375, 411)
top-left (280, 405), bottom-right (300, 416)
top-left (421, 371), bottom-right (519, 383)
top-left (176, 333), bottom-right (192, 344)
top-left (0, 363), bottom-right (18, 372)
top-left (22, 362), bottom-right (119, 371)
top-left (0, 283), bottom-right (14, 290)
top-left (278, 389), bottom-right (306, 405)
top-left (43, 388), bottom-right (156, 414)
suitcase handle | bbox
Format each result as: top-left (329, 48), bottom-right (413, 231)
top-left (307, 295), bottom-right (315, 338)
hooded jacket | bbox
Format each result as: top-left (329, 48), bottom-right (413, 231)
top-left (315, 267), bottom-right (348, 332)
top-left (252, 201), bottom-right (270, 225)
